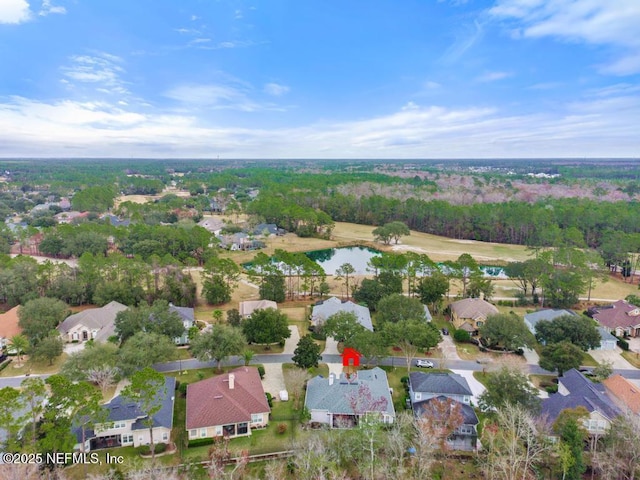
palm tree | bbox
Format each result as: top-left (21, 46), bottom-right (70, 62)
top-left (241, 349), bottom-right (255, 366)
top-left (10, 334), bottom-right (29, 366)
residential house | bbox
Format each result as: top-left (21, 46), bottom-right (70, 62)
top-left (54, 211), bottom-right (89, 224)
top-left (603, 374), bottom-right (640, 415)
top-left (186, 367), bottom-right (270, 440)
top-left (0, 306), bottom-right (22, 349)
top-left (76, 376), bottom-right (175, 451)
top-left (311, 297), bottom-right (373, 332)
top-left (239, 300), bottom-right (278, 318)
top-left (524, 309), bottom-right (577, 336)
top-left (252, 223), bottom-right (284, 237)
top-left (540, 369), bottom-right (620, 437)
top-left (168, 304), bottom-right (195, 345)
top-left (595, 327), bottom-right (617, 351)
top-left (100, 214), bottom-right (131, 227)
top-left (58, 301), bottom-right (128, 343)
top-left (589, 300), bottom-right (640, 337)
top-left (197, 218), bottom-right (225, 235)
top-left (305, 367), bottom-right (395, 428)
top-left (217, 232), bottom-right (264, 251)
top-left (449, 298), bottom-right (498, 334)
top-left (408, 372), bottom-right (478, 451)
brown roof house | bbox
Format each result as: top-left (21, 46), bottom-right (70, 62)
top-left (590, 300), bottom-right (640, 337)
top-left (0, 306), bottom-right (22, 349)
top-left (186, 367), bottom-right (270, 441)
top-left (603, 374), bottom-right (640, 415)
top-left (239, 300), bottom-right (277, 318)
top-left (449, 298), bottom-right (498, 333)
top-left (57, 301), bottom-right (127, 343)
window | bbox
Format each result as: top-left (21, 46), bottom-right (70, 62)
top-left (200, 428), bottom-right (207, 438)
top-left (251, 414), bottom-right (262, 424)
top-left (215, 426), bottom-right (222, 436)
top-left (162, 432), bottom-right (168, 441)
top-left (463, 396), bottom-right (470, 404)
top-left (238, 423), bottom-right (248, 435)
top-left (476, 321), bottom-right (484, 327)
top-left (112, 421), bottom-right (126, 429)
top-left (121, 434), bottom-right (133, 444)
top-left (189, 430), bottom-right (197, 438)
top-left (415, 392), bottom-right (421, 401)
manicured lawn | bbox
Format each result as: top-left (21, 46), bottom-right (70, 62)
top-left (246, 343), bottom-right (285, 354)
top-left (581, 352), bottom-right (599, 367)
top-left (622, 350), bottom-right (640, 368)
top-left (174, 347), bottom-right (193, 361)
top-left (0, 353), bottom-right (69, 377)
top-left (472, 371), bottom-right (490, 388)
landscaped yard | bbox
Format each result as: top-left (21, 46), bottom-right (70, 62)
top-left (0, 353), bottom-right (69, 377)
top-left (622, 350), bottom-right (640, 368)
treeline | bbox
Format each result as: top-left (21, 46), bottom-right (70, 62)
top-left (311, 194), bottom-right (640, 248)
top-left (0, 253), bottom-right (197, 308)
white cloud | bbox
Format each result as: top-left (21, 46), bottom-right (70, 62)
top-left (477, 71), bottom-right (514, 82)
top-left (264, 83), bottom-right (290, 97)
top-left (0, 0), bottom-right (30, 24)
top-left (0, 93), bottom-right (638, 158)
top-left (165, 81), bottom-right (283, 112)
top-left (490, 0), bottom-right (640, 75)
top-left (60, 53), bottom-right (129, 96)
top-left (39, 0), bottom-right (66, 16)
top-left (424, 81), bottom-right (442, 89)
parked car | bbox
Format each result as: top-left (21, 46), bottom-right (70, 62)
top-left (441, 328), bottom-right (449, 335)
top-left (415, 359), bottom-right (434, 368)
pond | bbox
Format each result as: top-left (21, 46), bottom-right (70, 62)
top-left (305, 246), bottom-right (508, 278)
top-left (305, 246), bottom-right (382, 275)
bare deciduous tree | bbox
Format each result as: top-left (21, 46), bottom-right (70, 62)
top-left (284, 367), bottom-right (311, 410)
top-left (480, 403), bottom-right (554, 480)
top-left (87, 365), bottom-right (119, 394)
top-left (594, 411), bottom-right (640, 480)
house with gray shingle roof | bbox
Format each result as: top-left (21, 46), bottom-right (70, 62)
top-left (524, 309), bottom-right (577, 335)
top-left (311, 297), bottom-right (373, 331)
top-left (186, 367), bottom-right (270, 440)
top-left (168, 303), bottom-right (195, 345)
top-left (449, 298), bottom-right (498, 333)
top-left (540, 369), bottom-right (619, 438)
top-left (304, 367), bottom-right (395, 428)
top-left (76, 376), bottom-right (175, 451)
top-left (58, 301), bottom-right (127, 343)
top-left (409, 372), bottom-right (478, 451)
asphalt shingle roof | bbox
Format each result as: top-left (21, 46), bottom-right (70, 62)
top-left (449, 298), bottom-right (498, 320)
top-left (311, 297), bottom-right (373, 331)
top-left (524, 309), bottom-right (577, 331)
top-left (57, 301), bottom-right (128, 343)
top-left (413, 395), bottom-right (479, 425)
top-left (592, 300), bottom-right (640, 331)
top-left (186, 367), bottom-right (270, 429)
top-left (541, 369), bottom-right (619, 423)
top-left (305, 367), bottom-right (395, 417)
top-left (409, 372), bottom-right (473, 397)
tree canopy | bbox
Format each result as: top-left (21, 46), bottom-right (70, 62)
top-left (535, 314), bottom-right (601, 351)
top-left (242, 308), bottom-right (291, 346)
top-left (479, 313), bottom-right (536, 351)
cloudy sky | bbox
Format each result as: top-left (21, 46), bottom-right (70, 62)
top-left (0, 0), bottom-right (639, 158)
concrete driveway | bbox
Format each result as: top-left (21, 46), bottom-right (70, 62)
top-left (589, 347), bottom-right (636, 370)
top-left (439, 334), bottom-right (461, 361)
top-left (63, 342), bottom-right (85, 354)
top-left (522, 348), bottom-right (540, 365)
top-left (451, 369), bottom-right (485, 406)
top-left (323, 337), bottom-right (340, 355)
top-left (261, 363), bottom-right (287, 398)
top-left (283, 326), bottom-right (301, 355)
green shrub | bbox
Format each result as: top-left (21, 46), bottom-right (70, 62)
top-left (154, 442), bottom-right (167, 453)
top-left (258, 365), bottom-right (265, 379)
top-left (545, 385), bottom-right (558, 394)
top-left (453, 329), bottom-right (471, 343)
top-left (0, 359), bottom-right (12, 373)
top-left (136, 445), bottom-right (150, 455)
top-left (178, 383), bottom-right (188, 396)
top-left (265, 392), bottom-right (273, 407)
top-left (188, 437), bottom-right (214, 448)
top-left (617, 338), bottom-right (630, 351)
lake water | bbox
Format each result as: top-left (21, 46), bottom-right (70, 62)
top-left (305, 246), bottom-right (382, 275)
top-left (305, 246), bottom-right (508, 277)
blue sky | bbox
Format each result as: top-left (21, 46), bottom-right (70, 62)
top-left (0, 0), bottom-right (639, 158)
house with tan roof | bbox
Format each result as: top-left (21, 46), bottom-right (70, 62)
top-left (0, 306), bottom-right (22, 349)
top-left (589, 300), bottom-right (640, 337)
top-left (603, 374), bottom-right (640, 415)
top-left (57, 301), bottom-right (128, 343)
top-left (449, 298), bottom-right (498, 333)
top-left (239, 300), bottom-right (278, 318)
top-left (186, 367), bottom-right (270, 441)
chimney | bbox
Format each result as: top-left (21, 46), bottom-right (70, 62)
top-left (229, 373), bottom-right (235, 390)
top-left (329, 373), bottom-right (335, 386)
